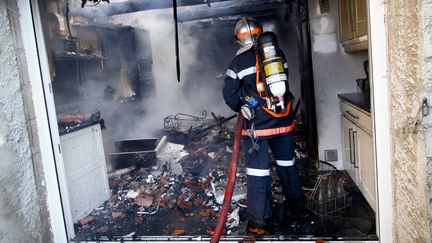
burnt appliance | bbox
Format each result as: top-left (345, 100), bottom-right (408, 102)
top-left (109, 138), bottom-right (159, 170)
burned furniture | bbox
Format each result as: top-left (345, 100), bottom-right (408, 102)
top-left (110, 138), bottom-right (160, 170)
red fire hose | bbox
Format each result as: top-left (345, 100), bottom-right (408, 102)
top-left (210, 113), bottom-right (245, 243)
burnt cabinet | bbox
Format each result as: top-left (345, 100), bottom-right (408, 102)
top-left (338, 0), bottom-right (368, 52)
top-left (340, 101), bottom-right (376, 212)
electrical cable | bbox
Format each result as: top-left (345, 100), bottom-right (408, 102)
top-left (65, 0), bottom-right (72, 37)
top-left (172, 0), bottom-right (181, 82)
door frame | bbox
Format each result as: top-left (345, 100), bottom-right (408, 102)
top-left (367, 0), bottom-right (393, 242)
top-left (17, 0), bottom-right (393, 241)
top-left (18, 0), bottom-right (74, 241)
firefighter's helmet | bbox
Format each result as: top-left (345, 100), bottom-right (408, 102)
top-left (235, 18), bottom-right (262, 49)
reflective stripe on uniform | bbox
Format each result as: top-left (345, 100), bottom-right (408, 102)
top-left (241, 123), bottom-right (296, 137)
top-left (237, 66), bottom-right (256, 79)
top-left (246, 168), bottom-right (270, 177)
top-left (283, 62), bottom-right (288, 69)
top-left (276, 158), bottom-right (295, 166)
top-left (226, 69), bottom-right (237, 79)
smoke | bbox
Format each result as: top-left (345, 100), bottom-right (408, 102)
top-left (62, 1), bottom-right (237, 139)
top-left (107, 9), bottom-right (234, 138)
top-left (63, 2), bottom-right (298, 140)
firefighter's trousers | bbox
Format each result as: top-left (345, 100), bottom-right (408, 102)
top-left (242, 133), bottom-right (301, 226)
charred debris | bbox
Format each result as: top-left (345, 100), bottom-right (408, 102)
top-left (73, 111), bottom-right (375, 241)
top-left (74, 111), bottom-right (303, 240)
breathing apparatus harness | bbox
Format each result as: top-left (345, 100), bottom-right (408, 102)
top-left (238, 19), bottom-right (292, 152)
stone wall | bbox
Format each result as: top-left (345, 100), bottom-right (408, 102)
top-left (0, 1), bottom-right (51, 242)
top-left (387, 0), bottom-right (430, 242)
top-left (422, 0), bottom-right (432, 240)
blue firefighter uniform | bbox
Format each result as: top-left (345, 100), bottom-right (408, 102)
top-left (223, 48), bottom-right (302, 228)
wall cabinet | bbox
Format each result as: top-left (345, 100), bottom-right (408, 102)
top-left (338, 0), bottom-right (368, 52)
top-left (340, 101), bottom-right (376, 211)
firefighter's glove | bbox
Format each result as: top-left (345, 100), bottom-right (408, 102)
top-left (241, 105), bottom-right (255, 120)
top-left (241, 96), bottom-right (259, 120)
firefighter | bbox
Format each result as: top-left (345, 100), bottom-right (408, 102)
top-left (222, 18), bottom-right (302, 231)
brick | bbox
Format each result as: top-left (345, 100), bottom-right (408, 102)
top-left (79, 216), bottom-right (95, 226)
top-left (96, 225), bottom-right (109, 234)
top-left (112, 211), bottom-right (125, 219)
top-left (134, 195), bottom-right (154, 208)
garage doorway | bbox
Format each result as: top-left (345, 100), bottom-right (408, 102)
top-left (24, 0), bottom-right (391, 242)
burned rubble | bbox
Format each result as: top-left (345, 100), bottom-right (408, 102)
top-left (73, 112), bottom-right (309, 240)
top-left (73, 112), bottom-right (251, 240)
top-left (74, 112), bottom-right (375, 241)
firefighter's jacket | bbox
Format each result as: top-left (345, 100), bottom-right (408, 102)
top-left (223, 49), bottom-right (295, 137)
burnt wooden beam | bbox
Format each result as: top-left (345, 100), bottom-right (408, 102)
top-left (72, 0), bottom-right (284, 18)
top-left (295, 0), bottom-right (318, 162)
top-left (177, 2), bottom-right (282, 22)
top-left (102, 0), bottom-right (236, 16)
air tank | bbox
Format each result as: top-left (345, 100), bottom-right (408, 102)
top-left (257, 32), bottom-right (287, 107)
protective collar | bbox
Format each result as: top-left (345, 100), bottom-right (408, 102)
top-left (236, 43), bottom-right (253, 56)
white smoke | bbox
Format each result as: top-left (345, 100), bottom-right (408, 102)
top-left (110, 9), bottom-right (232, 138)
top-left (65, 2), bottom-right (299, 140)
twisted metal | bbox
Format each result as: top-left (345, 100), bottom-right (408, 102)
top-left (163, 110), bottom-right (208, 134)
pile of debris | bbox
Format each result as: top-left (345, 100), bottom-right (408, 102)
top-left (74, 112), bottom-right (310, 241)
top-left (74, 114), bottom-right (249, 240)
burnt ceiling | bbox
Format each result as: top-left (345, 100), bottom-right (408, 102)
top-left (74, 0), bottom-right (290, 23)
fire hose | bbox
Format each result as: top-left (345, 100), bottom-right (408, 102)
top-left (210, 113), bottom-right (245, 243)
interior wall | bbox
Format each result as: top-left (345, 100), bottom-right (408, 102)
top-left (308, 0), bottom-right (368, 168)
top-left (0, 1), bottom-right (51, 242)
